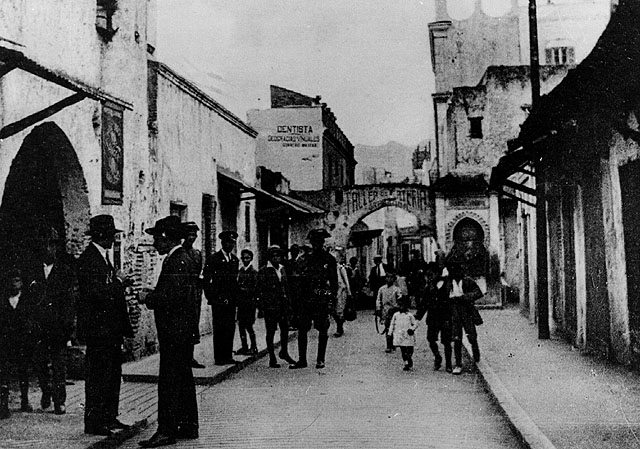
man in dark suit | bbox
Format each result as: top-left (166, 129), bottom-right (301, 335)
top-left (139, 216), bottom-right (199, 448)
top-left (181, 222), bottom-right (205, 369)
top-left (368, 254), bottom-right (388, 301)
top-left (31, 230), bottom-right (77, 415)
top-left (202, 231), bottom-right (239, 366)
top-left (77, 215), bottom-right (133, 436)
top-left (256, 245), bottom-right (296, 368)
top-left (290, 229), bottom-right (338, 370)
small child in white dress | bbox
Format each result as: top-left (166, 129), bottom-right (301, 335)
top-left (389, 296), bottom-right (418, 371)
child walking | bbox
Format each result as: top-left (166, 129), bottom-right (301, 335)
top-left (389, 296), bottom-right (417, 371)
top-left (376, 271), bottom-right (402, 353)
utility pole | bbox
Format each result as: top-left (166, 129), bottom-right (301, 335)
top-left (529, 0), bottom-right (550, 339)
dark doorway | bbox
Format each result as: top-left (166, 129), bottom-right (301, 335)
top-left (0, 122), bottom-right (90, 281)
top-left (620, 160), bottom-right (640, 365)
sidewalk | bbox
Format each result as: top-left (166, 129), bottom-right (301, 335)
top-left (0, 320), bottom-right (292, 449)
top-left (467, 306), bottom-right (640, 449)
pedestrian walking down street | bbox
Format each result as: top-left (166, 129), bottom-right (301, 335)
top-left (415, 263), bottom-right (452, 372)
top-left (236, 249), bottom-right (258, 356)
top-left (256, 245), bottom-right (296, 368)
top-left (77, 215), bottom-right (134, 436)
top-left (289, 228), bottom-right (338, 370)
top-left (203, 231), bottom-right (239, 366)
top-left (368, 255), bottom-right (388, 304)
top-left (439, 261), bottom-right (483, 375)
top-left (347, 256), bottom-right (365, 309)
top-left (181, 222), bottom-right (205, 369)
top-left (375, 271), bottom-right (402, 353)
top-left (139, 216), bottom-right (199, 448)
top-left (0, 269), bottom-right (38, 418)
top-left (31, 229), bottom-right (77, 415)
top-left (389, 296), bottom-right (417, 371)
top-left (332, 247), bottom-right (351, 338)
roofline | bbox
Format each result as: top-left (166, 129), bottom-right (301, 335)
top-left (151, 60), bottom-right (258, 138)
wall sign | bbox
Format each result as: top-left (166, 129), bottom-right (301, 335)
top-left (267, 124), bottom-right (320, 148)
top-left (102, 101), bottom-right (124, 205)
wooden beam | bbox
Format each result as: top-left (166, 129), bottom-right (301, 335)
top-left (515, 166), bottom-right (536, 176)
top-left (503, 179), bottom-right (537, 197)
top-left (0, 93), bottom-right (85, 139)
top-left (497, 188), bottom-right (536, 208)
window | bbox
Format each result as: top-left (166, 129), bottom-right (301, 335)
top-left (469, 117), bottom-right (483, 139)
top-left (545, 47), bottom-right (575, 66)
top-left (96, 0), bottom-right (118, 41)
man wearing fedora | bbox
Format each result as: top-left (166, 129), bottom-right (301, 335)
top-left (139, 216), bottom-right (199, 448)
top-left (77, 215), bottom-right (133, 436)
top-left (181, 222), bottom-right (205, 369)
top-left (290, 228), bottom-right (337, 369)
top-left (202, 231), bottom-right (239, 365)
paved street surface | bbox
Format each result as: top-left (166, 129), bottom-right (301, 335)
top-left (476, 306), bottom-right (640, 449)
top-left (123, 314), bottom-right (527, 449)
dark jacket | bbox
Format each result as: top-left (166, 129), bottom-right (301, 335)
top-left (203, 250), bottom-right (239, 307)
top-left (146, 246), bottom-right (195, 343)
top-left (415, 278), bottom-right (448, 324)
top-left (296, 250), bottom-right (338, 306)
top-left (0, 288), bottom-right (38, 356)
top-left (30, 262), bottom-right (77, 343)
top-left (368, 263), bottom-right (389, 296)
top-left (237, 265), bottom-right (257, 308)
top-left (256, 265), bottom-right (290, 315)
top-left (77, 243), bottom-right (133, 345)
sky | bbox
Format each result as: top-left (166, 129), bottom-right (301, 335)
top-left (156, 0), bottom-right (435, 147)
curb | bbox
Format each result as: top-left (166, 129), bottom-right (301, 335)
top-left (85, 418), bottom-right (148, 449)
top-left (122, 331), bottom-right (298, 385)
top-left (462, 340), bottom-right (557, 449)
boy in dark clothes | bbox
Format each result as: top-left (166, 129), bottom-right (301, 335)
top-left (236, 249), bottom-right (258, 356)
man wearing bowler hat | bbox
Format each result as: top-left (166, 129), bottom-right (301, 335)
top-left (202, 231), bottom-right (239, 365)
top-left (289, 228), bottom-right (338, 369)
top-left (181, 222), bottom-right (205, 369)
top-left (77, 215), bottom-right (133, 436)
top-left (139, 216), bottom-right (199, 448)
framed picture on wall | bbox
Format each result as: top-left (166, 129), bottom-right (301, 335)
top-left (101, 101), bottom-right (124, 205)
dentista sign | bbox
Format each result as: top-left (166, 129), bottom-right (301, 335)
top-left (267, 124), bottom-right (321, 148)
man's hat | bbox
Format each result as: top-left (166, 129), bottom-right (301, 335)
top-left (307, 228), bottom-right (330, 240)
top-left (145, 215), bottom-right (183, 239)
top-left (86, 214), bottom-right (122, 237)
top-left (218, 230), bottom-right (238, 241)
top-left (182, 221), bottom-right (200, 233)
top-left (267, 244), bottom-right (283, 256)
top-left (373, 254), bottom-right (383, 260)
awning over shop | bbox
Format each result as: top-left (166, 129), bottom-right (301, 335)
top-left (218, 166), bottom-right (325, 215)
top-left (0, 38), bottom-right (133, 139)
top-left (348, 229), bottom-right (383, 247)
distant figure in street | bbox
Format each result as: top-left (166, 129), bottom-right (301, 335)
top-left (289, 229), bottom-right (338, 370)
top-left (181, 222), bottom-right (205, 369)
top-left (438, 261), bottom-right (483, 375)
top-left (288, 244), bottom-right (300, 264)
top-left (0, 269), bottom-right (38, 419)
top-left (375, 271), bottom-right (402, 353)
top-left (347, 256), bottom-right (365, 309)
top-left (236, 249), bottom-right (258, 356)
top-left (256, 245), bottom-right (296, 368)
top-left (77, 215), bottom-right (134, 436)
top-left (332, 248), bottom-right (351, 338)
top-left (368, 255), bottom-right (388, 304)
top-left (405, 249), bottom-right (426, 302)
top-left (139, 216), bottom-right (199, 448)
top-left (389, 296), bottom-right (417, 371)
top-left (415, 263), bottom-right (452, 372)
top-left (32, 229), bottom-right (77, 415)
top-left (203, 231), bottom-right (239, 366)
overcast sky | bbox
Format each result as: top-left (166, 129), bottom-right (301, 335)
top-left (157, 0), bottom-right (435, 147)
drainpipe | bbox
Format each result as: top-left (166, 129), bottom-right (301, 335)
top-left (530, 0), bottom-right (550, 339)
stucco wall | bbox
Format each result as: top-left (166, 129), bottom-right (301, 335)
top-left (248, 108), bottom-right (324, 191)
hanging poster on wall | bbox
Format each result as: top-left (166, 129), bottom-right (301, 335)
top-left (101, 101), bottom-right (124, 205)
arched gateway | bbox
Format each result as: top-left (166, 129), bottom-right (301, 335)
top-left (329, 183), bottom-right (435, 249)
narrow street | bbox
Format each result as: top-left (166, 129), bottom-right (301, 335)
top-left (124, 315), bottom-right (526, 449)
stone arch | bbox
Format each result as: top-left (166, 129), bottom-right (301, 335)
top-left (445, 211), bottom-right (490, 249)
top-left (0, 122), bottom-right (90, 277)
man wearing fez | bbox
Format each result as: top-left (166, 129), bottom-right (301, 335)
top-left (202, 231), bottom-right (239, 365)
top-left (32, 228), bottom-right (77, 415)
top-left (139, 216), bottom-right (198, 448)
top-left (290, 228), bottom-right (338, 370)
top-left (181, 222), bottom-right (205, 369)
top-left (77, 215), bottom-right (133, 436)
